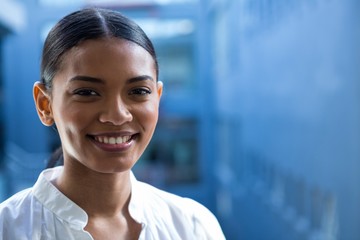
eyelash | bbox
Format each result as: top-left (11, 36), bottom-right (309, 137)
top-left (73, 89), bottom-right (99, 96)
top-left (73, 88), bottom-right (151, 98)
top-left (129, 88), bottom-right (152, 96)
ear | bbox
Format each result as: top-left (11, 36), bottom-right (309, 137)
top-left (33, 82), bottom-right (54, 126)
top-left (156, 81), bottom-right (163, 99)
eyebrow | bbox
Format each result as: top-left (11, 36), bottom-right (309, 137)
top-left (69, 75), bottom-right (104, 84)
top-left (69, 75), bottom-right (154, 84)
top-left (126, 75), bottom-right (155, 84)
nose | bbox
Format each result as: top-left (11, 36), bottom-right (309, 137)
top-left (98, 96), bottom-right (133, 125)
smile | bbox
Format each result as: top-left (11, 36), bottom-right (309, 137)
top-left (94, 135), bottom-right (132, 145)
top-left (89, 133), bottom-right (137, 152)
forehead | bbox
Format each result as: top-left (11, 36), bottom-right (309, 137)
top-left (58, 37), bottom-right (156, 79)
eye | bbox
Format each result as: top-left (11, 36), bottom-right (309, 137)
top-left (129, 88), bottom-right (152, 96)
top-left (73, 89), bottom-right (99, 96)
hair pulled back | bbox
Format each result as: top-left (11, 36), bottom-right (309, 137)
top-left (41, 7), bottom-right (158, 90)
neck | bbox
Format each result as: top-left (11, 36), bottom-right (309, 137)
top-left (55, 160), bottom-right (132, 217)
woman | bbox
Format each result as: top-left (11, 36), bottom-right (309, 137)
top-left (0, 8), bottom-right (225, 240)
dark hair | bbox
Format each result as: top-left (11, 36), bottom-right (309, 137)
top-left (41, 7), bottom-right (159, 90)
top-left (46, 146), bottom-right (64, 168)
top-left (43, 8), bottom-right (159, 168)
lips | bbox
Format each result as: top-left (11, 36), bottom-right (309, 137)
top-left (94, 135), bottom-right (132, 145)
top-left (89, 133), bottom-right (137, 152)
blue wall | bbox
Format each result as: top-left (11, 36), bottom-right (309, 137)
top-left (206, 0), bottom-right (360, 239)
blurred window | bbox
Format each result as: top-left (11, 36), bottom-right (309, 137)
top-left (38, 0), bottom-right (82, 6)
top-left (156, 43), bottom-right (195, 91)
top-left (39, 0), bottom-right (197, 7)
top-left (135, 18), bottom-right (195, 91)
top-left (135, 19), bottom-right (194, 39)
top-left (134, 117), bottom-right (199, 186)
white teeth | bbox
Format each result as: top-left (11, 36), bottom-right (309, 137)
top-left (116, 137), bottom-right (123, 144)
top-left (94, 135), bottom-right (132, 145)
top-left (109, 137), bottom-right (116, 144)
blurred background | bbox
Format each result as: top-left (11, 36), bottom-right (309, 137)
top-left (0, 0), bottom-right (359, 239)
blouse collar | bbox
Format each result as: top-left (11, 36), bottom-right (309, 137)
top-left (32, 167), bottom-right (145, 230)
top-left (33, 166), bottom-right (88, 230)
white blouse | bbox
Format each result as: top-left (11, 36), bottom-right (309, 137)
top-left (0, 167), bottom-right (225, 239)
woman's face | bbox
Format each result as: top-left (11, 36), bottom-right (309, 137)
top-left (40, 38), bottom-right (162, 173)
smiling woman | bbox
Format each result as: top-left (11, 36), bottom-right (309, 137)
top-left (0, 8), bottom-right (225, 240)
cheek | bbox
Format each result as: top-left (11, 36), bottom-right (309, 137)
top-left (52, 110), bottom-right (76, 141)
top-left (52, 102), bottom-right (92, 136)
top-left (137, 102), bottom-right (159, 128)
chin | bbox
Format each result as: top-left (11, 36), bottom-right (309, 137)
top-left (88, 161), bottom-right (136, 174)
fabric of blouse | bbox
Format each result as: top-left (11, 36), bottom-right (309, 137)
top-left (0, 166), bottom-right (226, 240)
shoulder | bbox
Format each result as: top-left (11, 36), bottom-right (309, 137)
top-left (0, 187), bottom-right (35, 239)
top-left (0, 188), bottom-right (34, 219)
top-left (135, 180), bottom-right (195, 211)
top-left (134, 181), bottom-right (225, 239)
